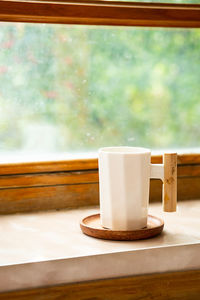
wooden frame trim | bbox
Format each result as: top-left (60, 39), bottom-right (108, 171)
top-left (0, 269), bottom-right (199, 299)
top-left (1, 0), bottom-right (200, 27)
top-left (0, 176), bottom-right (199, 214)
top-left (0, 154), bottom-right (199, 214)
top-left (0, 153), bottom-right (200, 175)
top-left (0, 164), bottom-right (200, 189)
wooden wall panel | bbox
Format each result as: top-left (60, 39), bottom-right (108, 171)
top-left (0, 270), bottom-right (199, 300)
top-left (0, 183), bottom-right (99, 214)
top-left (0, 171), bottom-right (98, 189)
top-left (150, 177), bottom-right (200, 202)
top-left (0, 164), bottom-right (199, 189)
top-left (0, 177), bottom-right (199, 214)
top-left (0, 164), bottom-right (198, 190)
top-left (0, 154), bottom-right (199, 214)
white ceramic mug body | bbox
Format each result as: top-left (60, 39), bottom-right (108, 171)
top-left (99, 147), bottom-right (152, 231)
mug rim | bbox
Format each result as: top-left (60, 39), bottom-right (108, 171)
top-left (99, 146), bottom-right (151, 154)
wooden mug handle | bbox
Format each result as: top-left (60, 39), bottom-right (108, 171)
top-left (163, 153), bottom-right (177, 212)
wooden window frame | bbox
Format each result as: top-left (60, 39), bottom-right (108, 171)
top-left (0, 0), bottom-right (200, 213)
top-left (0, 154), bottom-right (200, 214)
top-left (1, 0), bottom-right (200, 28)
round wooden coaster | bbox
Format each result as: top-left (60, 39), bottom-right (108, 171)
top-left (80, 214), bottom-right (164, 241)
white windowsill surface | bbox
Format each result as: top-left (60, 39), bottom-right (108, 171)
top-left (0, 200), bottom-right (199, 293)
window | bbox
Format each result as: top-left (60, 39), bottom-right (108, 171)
top-left (0, 0), bottom-right (199, 213)
top-left (0, 23), bottom-right (200, 155)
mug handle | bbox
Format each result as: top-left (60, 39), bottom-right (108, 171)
top-left (150, 153), bottom-right (177, 212)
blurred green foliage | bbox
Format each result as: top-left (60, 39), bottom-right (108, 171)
top-left (0, 23), bottom-right (199, 152)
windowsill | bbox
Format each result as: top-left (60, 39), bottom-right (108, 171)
top-left (0, 200), bottom-right (200, 293)
top-left (0, 149), bottom-right (200, 164)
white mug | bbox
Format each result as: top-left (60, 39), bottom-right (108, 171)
top-left (98, 146), bottom-right (177, 231)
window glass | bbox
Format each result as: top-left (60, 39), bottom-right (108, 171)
top-left (0, 23), bottom-right (199, 155)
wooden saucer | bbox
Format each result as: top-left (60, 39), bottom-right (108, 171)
top-left (80, 214), bottom-right (164, 241)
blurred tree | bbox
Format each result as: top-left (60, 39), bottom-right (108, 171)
top-left (0, 23), bottom-right (199, 153)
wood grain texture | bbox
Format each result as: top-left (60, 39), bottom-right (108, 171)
top-left (151, 153), bottom-right (200, 165)
top-left (177, 177), bottom-right (200, 201)
top-left (0, 154), bottom-right (199, 214)
top-left (0, 177), bottom-right (199, 214)
top-left (0, 170), bottom-right (98, 189)
top-left (0, 270), bottom-right (199, 300)
top-left (0, 0), bottom-right (200, 27)
top-left (0, 164), bottom-right (199, 190)
top-left (80, 213), bottom-right (164, 240)
top-left (150, 177), bottom-right (200, 202)
top-left (177, 153), bottom-right (200, 165)
top-left (0, 154), bottom-right (199, 175)
top-left (0, 183), bottom-right (99, 214)
top-left (178, 164), bottom-right (200, 177)
top-left (163, 153), bottom-right (177, 212)
top-left (0, 158), bottom-right (98, 175)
